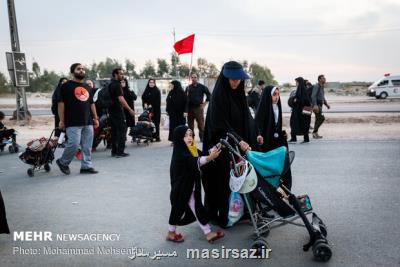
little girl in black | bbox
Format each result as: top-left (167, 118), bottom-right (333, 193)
top-left (167, 125), bottom-right (224, 243)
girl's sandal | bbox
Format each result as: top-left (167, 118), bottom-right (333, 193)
top-left (166, 233), bottom-right (184, 243)
top-left (207, 230), bottom-right (225, 243)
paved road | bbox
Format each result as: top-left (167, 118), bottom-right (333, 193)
top-left (0, 140), bottom-right (399, 267)
top-left (2, 96), bottom-right (400, 116)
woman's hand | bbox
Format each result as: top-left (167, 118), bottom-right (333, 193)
top-left (207, 147), bottom-right (222, 161)
top-left (239, 141), bottom-right (250, 152)
top-left (257, 135), bottom-right (264, 145)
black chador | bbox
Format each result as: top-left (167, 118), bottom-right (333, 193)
top-left (255, 86), bottom-right (286, 151)
top-left (202, 62), bottom-right (255, 227)
top-left (0, 189), bottom-right (10, 234)
top-left (255, 86), bottom-right (292, 189)
top-left (166, 81), bottom-right (187, 142)
top-left (168, 126), bottom-right (209, 226)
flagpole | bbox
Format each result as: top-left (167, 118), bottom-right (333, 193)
top-left (173, 27), bottom-right (179, 79)
top-left (188, 34), bottom-right (194, 83)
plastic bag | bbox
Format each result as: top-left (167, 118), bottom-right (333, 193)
top-left (227, 191), bottom-right (244, 227)
top-left (163, 116), bottom-right (169, 130)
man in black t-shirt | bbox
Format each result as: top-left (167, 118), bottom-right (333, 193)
top-left (108, 68), bottom-right (135, 158)
top-left (56, 63), bottom-right (100, 175)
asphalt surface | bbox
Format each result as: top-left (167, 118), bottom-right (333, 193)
top-left (2, 96), bottom-right (400, 116)
top-left (0, 139), bottom-right (399, 267)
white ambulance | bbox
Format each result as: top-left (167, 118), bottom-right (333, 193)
top-left (367, 74), bottom-right (400, 99)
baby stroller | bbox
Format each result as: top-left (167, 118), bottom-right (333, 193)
top-left (92, 114), bottom-right (111, 150)
top-left (129, 107), bottom-right (155, 145)
top-left (220, 132), bottom-right (332, 262)
top-left (19, 130), bottom-right (58, 177)
top-left (0, 128), bottom-right (19, 154)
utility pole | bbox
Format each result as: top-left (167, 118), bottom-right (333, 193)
top-left (6, 0), bottom-right (30, 122)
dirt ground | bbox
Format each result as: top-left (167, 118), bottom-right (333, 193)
top-left (3, 113), bottom-right (399, 147)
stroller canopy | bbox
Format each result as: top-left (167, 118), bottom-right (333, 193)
top-left (246, 146), bottom-right (287, 188)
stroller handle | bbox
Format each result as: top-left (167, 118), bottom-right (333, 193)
top-left (219, 138), bottom-right (246, 161)
top-left (227, 132), bottom-right (241, 145)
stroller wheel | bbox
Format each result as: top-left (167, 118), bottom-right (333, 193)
top-left (312, 241), bottom-right (332, 262)
top-left (44, 164), bottom-right (51, 172)
top-left (251, 237), bottom-right (270, 256)
top-left (27, 168), bottom-right (34, 177)
top-left (8, 145), bottom-right (15, 153)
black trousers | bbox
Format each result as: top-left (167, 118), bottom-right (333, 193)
top-left (110, 115), bottom-right (127, 155)
top-left (54, 115), bottom-right (61, 137)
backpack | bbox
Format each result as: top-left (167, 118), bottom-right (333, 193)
top-left (288, 90), bottom-right (297, 108)
top-left (94, 84), bottom-right (114, 109)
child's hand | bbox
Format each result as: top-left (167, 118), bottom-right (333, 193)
top-left (208, 147), bottom-right (221, 161)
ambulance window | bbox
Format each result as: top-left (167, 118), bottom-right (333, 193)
top-left (378, 80), bottom-right (388, 86)
top-left (392, 80), bottom-right (400, 86)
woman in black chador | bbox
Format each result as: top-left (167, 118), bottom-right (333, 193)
top-left (141, 79), bottom-right (161, 142)
top-left (166, 80), bottom-right (187, 142)
top-left (167, 125), bottom-right (224, 243)
top-left (289, 77), bottom-right (311, 143)
top-left (0, 189), bottom-right (10, 234)
top-left (202, 61), bottom-right (253, 228)
top-left (121, 78), bottom-right (137, 132)
top-left (255, 86), bottom-right (292, 189)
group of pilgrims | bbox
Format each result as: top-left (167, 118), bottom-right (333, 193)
top-left (0, 60), bottom-right (314, 245)
top-left (167, 61), bottom-right (298, 243)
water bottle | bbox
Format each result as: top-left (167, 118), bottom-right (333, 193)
top-left (58, 131), bottom-right (66, 144)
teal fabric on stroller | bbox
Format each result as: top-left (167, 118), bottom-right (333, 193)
top-left (246, 146), bottom-right (287, 188)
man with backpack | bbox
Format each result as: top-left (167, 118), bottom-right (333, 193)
top-left (311, 74), bottom-right (331, 139)
top-left (107, 68), bottom-right (135, 158)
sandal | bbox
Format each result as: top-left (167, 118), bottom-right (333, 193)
top-left (166, 233), bottom-right (184, 243)
top-left (207, 229), bottom-right (225, 243)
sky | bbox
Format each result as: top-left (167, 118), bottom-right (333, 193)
top-left (1, 0), bottom-right (400, 83)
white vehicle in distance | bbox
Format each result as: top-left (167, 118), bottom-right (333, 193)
top-left (367, 73), bottom-right (400, 99)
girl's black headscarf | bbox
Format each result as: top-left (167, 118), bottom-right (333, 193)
top-left (255, 86), bottom-right (283, 151)
top-left (171, 125), bottom-right (192, 160)
top-left (203, 62), bottom-right (254, 151)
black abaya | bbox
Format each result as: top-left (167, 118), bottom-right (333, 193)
top-left (255, 86), bottom-right (287, 151)
top-left (0, 189), bottom-right (10, 234)
top-left (166, 81), bottom-right (186, 142)
top-left (169, 125), bottom-right (209, 226)
top-left (290, 77), bottom-right (311, 136)
top-left (142, 80), bottom-right (161, 139)
top-left (202, 67), bottom-right (254, 227)
top-left (255, 86), bottom-right (292, 189)
top-left (122, 81), bottom-right (137, 127)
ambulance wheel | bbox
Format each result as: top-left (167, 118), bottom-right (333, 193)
top-left (27, 168), bottom-right (34, 177)
top-left (312, 241), bottom-right (332, 262)
top-left (44, 164), bottom-right (51, 172)
top-left (379, 92), bottom-right (388, 99)
top-left (251, 237), bottom-right (269, 256)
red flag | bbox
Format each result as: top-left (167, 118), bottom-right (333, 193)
top-left (173, 34), bottom-right (195, 55)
